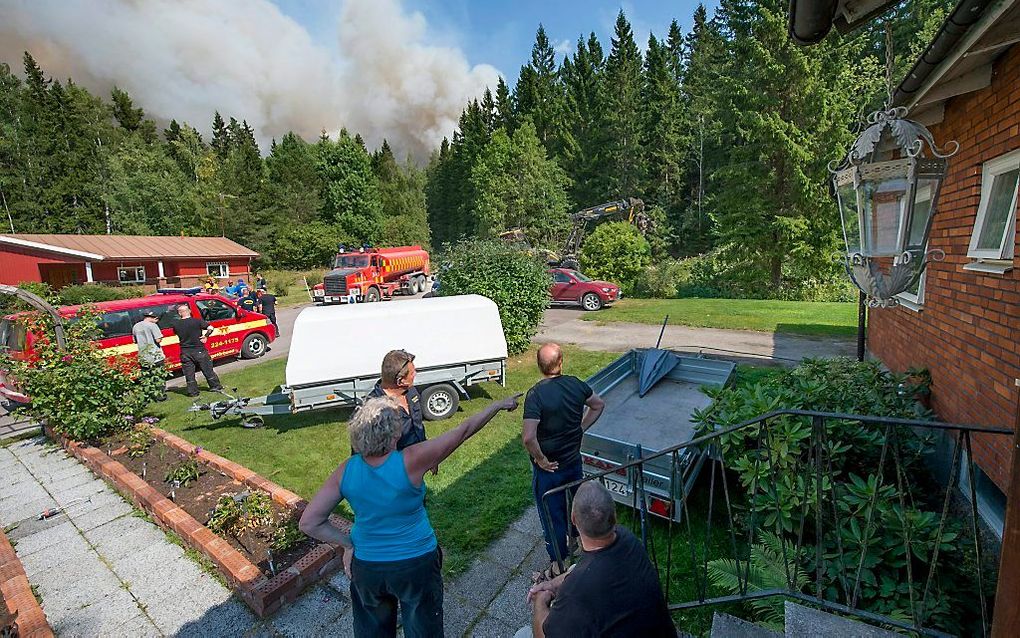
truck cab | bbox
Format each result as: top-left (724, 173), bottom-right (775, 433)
top-left (313, 246), bottom-right (430, 305)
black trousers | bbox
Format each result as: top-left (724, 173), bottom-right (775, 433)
top-left (265, 311), bottom-right (279, 335)
top-left (179, 348), bottom-right (221, 395)
top-left (350, 548), bottom-right (443, 638)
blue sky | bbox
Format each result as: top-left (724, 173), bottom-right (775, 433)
top-left (273, 0), bottom-right (719, 83)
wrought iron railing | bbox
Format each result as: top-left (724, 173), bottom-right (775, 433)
top-left (539, 410), bottom-right (1012, 637)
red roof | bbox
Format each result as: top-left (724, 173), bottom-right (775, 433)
top-left (0, 234), bottom-right (258, 260)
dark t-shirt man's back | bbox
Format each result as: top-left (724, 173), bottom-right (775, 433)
top-left (523, 375), bottom-right (593, 466)
top-left (174, 317), bottom-right (211, 350)
top-left (259, 294), bottom-right (277, 315)
top-left (542, 527), bottom-right (677, 638)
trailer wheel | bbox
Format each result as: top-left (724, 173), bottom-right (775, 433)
top-left (366, 287), bottom-right (380, 302)
top-left (421, 384), bottom-right (459, 420)
top-left (581, 293), bottom-right (603, 311)
top-left (240, 333), bottom-right (268, 359)
top-left (241, 415), bottom-right (265, 429)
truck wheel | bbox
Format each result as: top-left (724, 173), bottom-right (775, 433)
top-left (366, 287), bottom-right (380, 302)
top-left (240, 333), bottom-right (268, 359)
top-left (420, 384), bottom-right (459, 420)
top-left (408, 278), bottom-right (420, 294)
top-left (581, 293), bottom-right (603, 311)
top-left (411, 276), bottom-right (422, 294)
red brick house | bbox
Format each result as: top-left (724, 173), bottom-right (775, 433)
top-left (867, 1), bottom-right (1020, 536)
top-left (0, 234), bottom-right (258, 290)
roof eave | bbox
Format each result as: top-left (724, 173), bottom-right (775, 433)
top-left (0, 236), bottom-right (105, 261)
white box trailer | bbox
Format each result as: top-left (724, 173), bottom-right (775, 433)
top-left (195, 295), bottom-right (508, 427)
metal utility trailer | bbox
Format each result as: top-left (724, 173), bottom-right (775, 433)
top-left (580, 348), bottom-right (735, 522)
top-left (202, 358), bottom-right (506, 428)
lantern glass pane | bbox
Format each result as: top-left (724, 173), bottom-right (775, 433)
top-left (836, 181), bottom-right (861, 254)
top-left (907, 178), bottom-right (936, 249)
top-left (861, 176), bottom-right (908, 256)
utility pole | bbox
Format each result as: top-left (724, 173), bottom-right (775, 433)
top-left (991, 379), bottom-right (1020, 637)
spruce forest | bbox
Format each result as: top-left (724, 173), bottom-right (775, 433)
top-left (0, 1), bottom-right (950, 294)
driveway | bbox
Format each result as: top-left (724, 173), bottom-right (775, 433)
top-left (537, 307), bottom-right (856, 366)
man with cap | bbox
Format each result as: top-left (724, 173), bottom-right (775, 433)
top-left (132, 309), bottom-right (168, 401)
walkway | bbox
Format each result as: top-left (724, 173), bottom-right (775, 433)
top-left (539, 308), bottom-right (856, 365)
top-left (2, 436), bottom-right (547, 637)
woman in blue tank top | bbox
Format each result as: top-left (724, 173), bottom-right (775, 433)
top-left (300, 392), bottom-right (521, 637)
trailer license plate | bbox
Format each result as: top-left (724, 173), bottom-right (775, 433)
top-left (603, 479), bottom-right (630, 497)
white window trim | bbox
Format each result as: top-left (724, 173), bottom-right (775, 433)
top-left (967, 148), bottom-right (1020, 261)
top-left (206, 262), bottom-right (230, 278)
top-left (117, 266), bottom-right (146, 284)
top-left (895, 269), bottom-right (926, 312)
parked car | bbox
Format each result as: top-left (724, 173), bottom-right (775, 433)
top-left (0, 291), bottom-right (276, 406)
top-left (548, 268), bottom-right (620, 311)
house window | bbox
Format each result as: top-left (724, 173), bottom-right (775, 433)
top-left (118, 266), bottom-right (146, 284)
top-left (207, 262), bottom-right (229, 278)
top-left (966, 149), bottom-right (1019, 271)
top-left (895, 270), bottom-right (926, 312)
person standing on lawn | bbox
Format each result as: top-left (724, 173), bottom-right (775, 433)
top-left (131, 310), bottom-right (167, 401)
top-left (367, 350), bottom-right (426, 450)
top-left (299, 392), bottom-right (522, 637)
top-left (256, 289), bottom-right (279, 336)
top-left (516, 482), bottom-right (677, 638)
top-left (523, 343), bottom-right (605, 577)
top-left (172, 303), bottom-right (222, 397)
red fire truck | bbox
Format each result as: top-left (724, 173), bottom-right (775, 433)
top-left (313, 246), bottom-right (431, 305)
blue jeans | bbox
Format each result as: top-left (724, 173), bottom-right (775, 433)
top-left (532, 461), bottom-right (583, 562)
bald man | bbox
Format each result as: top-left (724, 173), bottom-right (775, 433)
top-left (518, 482), bottom-right (676, 638)
top-left (523, 343), bottom-right (605, 575)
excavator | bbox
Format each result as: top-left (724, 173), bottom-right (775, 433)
top-left (499, 197), bottom-right (648, 269)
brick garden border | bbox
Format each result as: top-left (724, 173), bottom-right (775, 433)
top-left (45, 425), bottom-right (351, 618)
top-left (0, 526), bottom-right (54, 638)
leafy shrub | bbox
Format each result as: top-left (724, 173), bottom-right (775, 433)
top-left (633, 259), bottom-right (688, 298)
top-left (271, 520), bottom-right (306, 551)
top-left (207, 495), bottom-right (243, 534)
top-left (437, 239), bottom-right (549, 355)
top-left (266, 222), bottom-right (355, 270)
top-left (127, 426), bottom-right (153, 458)
top-left (0, 282), bottom-right (59, 314)
top-left (579, 222), bottom-right (650, 295)
top-left (0, 312), bottom-right (161, 441)
top-left (59, 284), bottom-right (144, 306)
top-left (165, 457), bottom-right (201, 487)
top-left (694, 359), bottom-right (972, 631)
top-left (207, 491), bottom-right (275, 537)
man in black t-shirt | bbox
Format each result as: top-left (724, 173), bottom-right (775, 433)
top-left (256, 290), bottom-right (279, 336)
top-left (523, 343), bottom-right (605, 573)
top-left (172, 304), bottom-right (223, 397)
top-left (520, 482), bottom-right (676, 638)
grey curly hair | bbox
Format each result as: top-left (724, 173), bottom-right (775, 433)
top-left (349, 396), bottom-right (404, 457)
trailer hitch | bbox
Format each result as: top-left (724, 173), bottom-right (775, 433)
top-left (188, 389), bottom-right (264, 428)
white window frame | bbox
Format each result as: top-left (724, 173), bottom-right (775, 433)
top-left (206, 262), bottom-right (230, 278)
top-left (967, 148), bottom-right (1020, 262)
top-left (895, 270), bottom-right (926, 312)
top-left (117, 266), bottom-right (146, 284)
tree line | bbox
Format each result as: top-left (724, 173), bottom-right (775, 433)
top-left (0, 0), bottom-right (949, 286)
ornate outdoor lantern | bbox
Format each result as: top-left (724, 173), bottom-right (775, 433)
top-left (830, 107), bottom-right (958, 307)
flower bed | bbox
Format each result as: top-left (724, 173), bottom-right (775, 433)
top-left (1, 525), bottom-right (54, 637)
top-left (45, 423), bottom-right (350, 617)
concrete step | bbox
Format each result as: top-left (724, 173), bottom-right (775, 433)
top-left (710, 612), bottom-right (783, 638)
top-left (784, 602), bottom-right (903, 638)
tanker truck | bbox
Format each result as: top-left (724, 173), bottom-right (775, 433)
top-left (313, 245), bottom-right (430, 305)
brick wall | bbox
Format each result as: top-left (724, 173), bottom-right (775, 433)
top-left (869, 45), bottom-right (1020, 491)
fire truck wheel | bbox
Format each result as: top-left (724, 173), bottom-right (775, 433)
top-left (240, 333), bottom-right (268, 359)
top-left (366, 287), bottom-right (381, 302)
top-left (581, 293), bottom-right (603, 312)
top-left (420, 384), bottom-right (459, 420)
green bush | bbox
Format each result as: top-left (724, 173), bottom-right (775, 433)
top-left (0, 312), bottom-right (161, 441)
top-left (0, 282), bottom-right (60, 314)
top-left (266, 222), bottom-right (355, 270)
top-left (59, 284), bottom-right (144, 306)
top-left (437, 239), bottom-right (549, 355)
top-left (633, 259), bottom-right (688, 298)
top-left (579, 222), bottom-right (650, 295)
top-left (694, 359), bottom-right (971, 632)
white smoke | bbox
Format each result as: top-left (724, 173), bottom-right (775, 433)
top-left (0, 0), bottom-right (500, 160)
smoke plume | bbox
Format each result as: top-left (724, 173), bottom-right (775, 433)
top-left (0, 0), bottom-right (500, 160)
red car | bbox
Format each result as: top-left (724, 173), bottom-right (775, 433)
top-left (548, 268), bottom-right (620, 311)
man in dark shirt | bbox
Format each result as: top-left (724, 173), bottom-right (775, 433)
top-left (172, 304), bottom-right (223, 397)
top-left (366, 350), bottom-right (427, 448)
top-left (238, 290), bottom-right (258, 313)
top-left (521, 482), bottom-right (676, 638)
top-left (523, 343), bottom-right (605, 573)
top-left (256, 290), bottom-right (279, 336)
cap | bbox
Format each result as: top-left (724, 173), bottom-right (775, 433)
top-left (142, 310), bottom-right (159, 318)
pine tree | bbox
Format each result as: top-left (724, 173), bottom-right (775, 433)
top-left (560, 32), bottom-right (608, 205)
top-left (603, 11), bottom-right (645, 197)
top-left (480, 88), bottom-right (496, 133)
top-left (211, 111), bottom-right (229, 159)
top-left (317, 133), bottom-right (381, 242)
top-left (264, 131), bottom-right (322, 227)
top-left (494, 76), bottom-right (514, 132)
top-left (111, 87), bottom-right (143, 132)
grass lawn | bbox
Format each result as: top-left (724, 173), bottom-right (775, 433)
top-left (148, 345), bottom-right (619, 575)
top-left (583, 298), bottom-right (857, 337)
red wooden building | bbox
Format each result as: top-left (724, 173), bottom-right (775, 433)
top-left (868, 2), bottom-right (1020, 538)
top-left (0, 234), bottom-right (258, 290)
